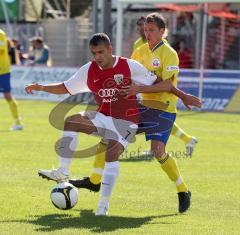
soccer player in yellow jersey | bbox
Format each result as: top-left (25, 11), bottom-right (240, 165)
top-left (132, 16), bottom-right (198, 157)
top-left (129, 13), bottom-right (191, 212)
top-left (0, 29), bottom-right (23, 131)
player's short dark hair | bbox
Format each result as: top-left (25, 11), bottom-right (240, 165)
top-left (146, 13), bottom-right (166, 29)
top-left (89, 33), bottom-right (111, 47)
top-left (136, 16), bottom-right (146, 25)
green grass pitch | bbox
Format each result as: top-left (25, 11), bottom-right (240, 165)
top-left (0, 99), bottom-right (239, 235)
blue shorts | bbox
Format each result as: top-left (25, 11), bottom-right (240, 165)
top-left (0, 73), bottom-right (11, 93)
top-left (137, 104), bottom-right (176, 145)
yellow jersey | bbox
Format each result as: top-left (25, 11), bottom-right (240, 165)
top-left (131, 40), bottom-right (179, 113)
top-left (0, 29), bottom-right (10, 75)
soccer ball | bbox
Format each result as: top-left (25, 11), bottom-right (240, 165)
top-left (50, 182), bottom-right (78, 210)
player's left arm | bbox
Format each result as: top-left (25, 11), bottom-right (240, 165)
top-left (160, 52), bottom-right (201, 109)
top-left (121, 58), bottom-right (176, 95)
top-left (161, 53), bottom-right (201, 109)
top-left (169, 78), bottom-right (202, 109)
top-left (124, 58), bottom-right (201, 109)
top-left (123, 76), bottom-right (201, 109)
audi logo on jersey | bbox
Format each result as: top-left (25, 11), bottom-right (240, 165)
top-left (98, 88), bottom-right (119, 97)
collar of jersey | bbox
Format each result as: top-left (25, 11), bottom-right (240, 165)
top-left (151, 41), bottom-right (164, 52)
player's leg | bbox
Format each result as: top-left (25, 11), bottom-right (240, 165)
top-left (95, 117), bottom-right (138, 216)
top-left (90, 141), bottom-right (106, 184)
top-left (142, 108), bottom-right (191, 213)
top-left (151, 139), bottom-right (191, 213)
top-left (4, 92), bottom-right (23, 129)
top-left (96, 139), bottom-right (123, 216)
top-left (38, 113), bottom-right (98, 182)
top-left (69, 123), bottom-right (151, 190)
top-left (69, 140), bottom-right (106, 191)
top-left (69, 116), bottom-right (157, 191)
top-left (70, 120), bottom-right (141, 192)
top-left (151, 140), bottom-right (188, 192)
top-left (141, 122), bottom-right (198, 157)
top-left (1, 73), bottom-right (23, 130)
top-left (171, 122), bottom-right (198, 156)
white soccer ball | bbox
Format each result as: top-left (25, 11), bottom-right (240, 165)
top-left (50, 182), bottom-right (78, 210)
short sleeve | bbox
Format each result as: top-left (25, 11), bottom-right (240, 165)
top-left (161, 52), bottom-right (179, 80)
top-left (64, 62), bottom-right (91, 95)
top-left (127, 59), bottom-right (157, 86)
top-left (0, 33), bottom-right (6, 50)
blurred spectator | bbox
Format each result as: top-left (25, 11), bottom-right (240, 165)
top-left (171, 34), bottom-right (181, 51)
top-left (177, 40), bottom-right (193, 68)
top-left (208, 44), bottom-right (217, 69)
top-left (133, 16), bottom-right (147, 51)
top-left (12, 39), bottom-right (25, 64)
top-left (176, 13), bottom-right (194, 47)
top-left (7, 39), bottom-right (20, 65)
top-left (28, 37), bottom-right (52, 66)
top-left (27, 37), bottom-right (36, 61)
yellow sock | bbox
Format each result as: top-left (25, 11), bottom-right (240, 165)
top-left (158, 153), bottom-right (188, 193)
top-left (7, 99), bottom-right (21, 124)
top-left (171, 122), bottom-right (192, 144)
top-left (90, 142), bottom-right (106, 184)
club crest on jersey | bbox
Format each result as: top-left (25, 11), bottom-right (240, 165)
top-left (152, 58), bottom-right (160, 67)
top-left (114, 74), bottom-right (124, 85)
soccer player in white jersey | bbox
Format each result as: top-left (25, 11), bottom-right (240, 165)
top-left (25, 33), bottom-right (200, 216)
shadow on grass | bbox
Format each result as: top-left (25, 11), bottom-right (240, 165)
top-left (2, 210), bottom-right (178, 233)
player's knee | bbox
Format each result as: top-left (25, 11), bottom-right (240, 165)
top-left (106, 141), bottom-right (124, 162)
top-left (154, 152), bottom-right (169, 162)
top-left (64, 114), bottom-right (83, 130)
top-left (151, 147), bottom-right (165, 159)
top-left (106, 149), bottom-right (122, 161)
top-left (151, 141), bottom-right (166, 159)
top-left (4, 92), bottom-right (12, 101)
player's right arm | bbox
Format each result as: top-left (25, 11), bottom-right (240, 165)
top-left (25, 82), bottom-right (68, 94)
top-left (25, 62), bottom-right (91, 95)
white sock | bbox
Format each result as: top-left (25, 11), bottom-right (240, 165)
top-left (98, 161), bottom-right (120, 207)
top-left (58, 131), bottom-right (78, 175)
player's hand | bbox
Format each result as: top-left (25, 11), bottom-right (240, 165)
top-left (25, 83), bottom-right (42, 94)
top-left (120, 83), bottom-right (140, 97)
top-left (182, 94), bottom-right (202, 110)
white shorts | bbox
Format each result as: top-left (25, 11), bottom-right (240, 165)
top-left (80, 111), bottom-right (138, 149)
